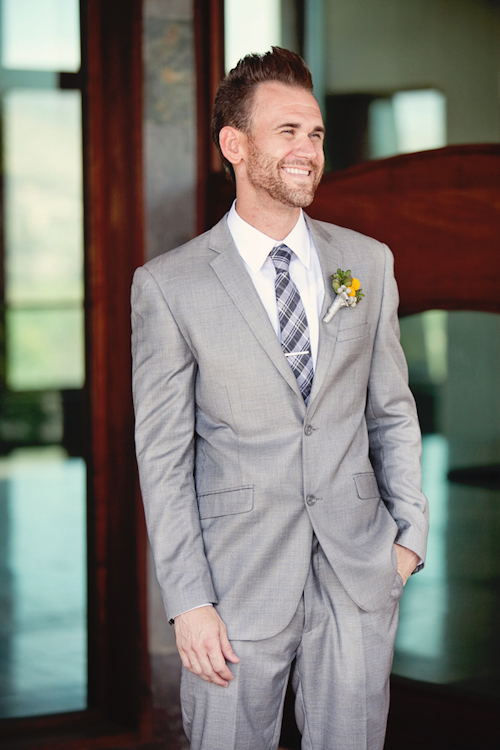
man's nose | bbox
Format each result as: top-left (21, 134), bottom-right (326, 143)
top-left (294, 134), bottom-right (321, 159)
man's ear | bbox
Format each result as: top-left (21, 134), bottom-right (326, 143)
top-left (219, 126), bottom-right (247, 166)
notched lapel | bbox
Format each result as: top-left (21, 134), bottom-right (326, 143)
top-left (208, 221), bottom-right (303, 401)
top-left (306, 219), bottom-right (344, 410)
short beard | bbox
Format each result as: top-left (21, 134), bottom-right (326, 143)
top-left (246, 139), bottom-right (323, 208)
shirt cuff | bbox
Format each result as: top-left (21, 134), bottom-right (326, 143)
top-left (169, 603), bottom-right (213, 625)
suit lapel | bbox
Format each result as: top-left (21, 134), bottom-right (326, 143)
top-left (209, 219), bottom-right (303, 401)
top-left (306, 218), bottom-right (344, 411)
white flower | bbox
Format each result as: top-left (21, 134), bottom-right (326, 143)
top-left (324, 269), bottom-right (365, 322)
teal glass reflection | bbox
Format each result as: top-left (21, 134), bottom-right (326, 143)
top-left (0, 449), bottom-right (86, 718)
top-left (393, 311), bottom-right (500, 698)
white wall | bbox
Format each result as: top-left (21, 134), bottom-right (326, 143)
top-left (323, 0), bottom-right (500, 144)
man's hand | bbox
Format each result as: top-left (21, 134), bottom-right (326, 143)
top-left (394, 543), bottom-right (419, 585)
top-left (174, 605), bottom-right (239, 687)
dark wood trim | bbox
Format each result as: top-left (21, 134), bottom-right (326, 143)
top-left (0, 1), bottom-right (150, 747)
top-left (194, 0), bottom-right (225, 235)
top-left (307, 144), bottom-right (500, 317)
top-left (84, 0), bottom-right (150, 738)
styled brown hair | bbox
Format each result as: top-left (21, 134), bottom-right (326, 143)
top-left (211, 47), bottom-right (314, 182)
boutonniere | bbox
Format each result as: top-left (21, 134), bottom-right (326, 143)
top-left (323, 269), bottom-right (364, 323)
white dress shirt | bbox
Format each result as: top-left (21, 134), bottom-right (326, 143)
top-left (226, 201), bottom-right (325, 367)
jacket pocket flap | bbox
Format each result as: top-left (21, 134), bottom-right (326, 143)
top-left (337, 322), bottom-right (369, 342)
top-left (197, 486), bottom-right (254, 519)
top-left (353, 472), bottom-right (380, 499)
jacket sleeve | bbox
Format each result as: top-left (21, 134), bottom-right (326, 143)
top-left (365, 244), bottom-right (429, 567)
top-left (131, 265), bottom-right (217, 620)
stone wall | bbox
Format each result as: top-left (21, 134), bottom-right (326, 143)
top-left (143, 0), bottom-right (196, 261)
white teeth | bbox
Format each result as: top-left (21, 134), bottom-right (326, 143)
top-left (283, 167), bottom-right (309, 175)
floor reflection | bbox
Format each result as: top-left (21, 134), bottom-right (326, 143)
top-left (0, 447), bottom-right (86, 718)
top-left (393, 434), bottom-right (500, 698)
top-left (1, 429), bottom-right (498, 718)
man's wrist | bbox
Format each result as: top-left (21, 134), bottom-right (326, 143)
top-left (169, 603), bottom-right (213, 625)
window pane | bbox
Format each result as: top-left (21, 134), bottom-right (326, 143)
top-left (394, 311), bottom-right (500, 699)
top-left (4, 89), bottom-right (83, 305)
top-left (368, 89), bottom-right (446, 160)
top-left (393, 89), bottom-right (446, 154)
top-left (1, 0), bottom-right (80, 72)
top-left (0, 448), bottom-right (86, 718)
top-left (224, 0), bottom-right (280, 72)
top-left (0, 0), bottom-right (86, 721)
top-left (6, 308), bottom-right (84, 391)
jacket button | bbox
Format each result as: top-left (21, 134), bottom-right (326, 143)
top-left (306, 494), bottom-right (316, 506)
top-left (304, 424), bottom-right (313, 436)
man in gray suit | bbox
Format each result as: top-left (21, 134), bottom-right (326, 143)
top-left (132, 47), bottom-right (428, 750)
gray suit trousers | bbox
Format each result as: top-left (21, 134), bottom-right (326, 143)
top-left (180, 538), bottom-right (403, 750)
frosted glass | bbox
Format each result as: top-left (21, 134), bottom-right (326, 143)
top-left (393, 89), bottom-right (446, 154)
top-left (4, 89), bottom-right (83, 305)
top-left (225, 0), bottom-right (281, 72)
top-left (7, 308), bottom-right (85, 391)
top-left (2, 0), bottom-right (80, 71)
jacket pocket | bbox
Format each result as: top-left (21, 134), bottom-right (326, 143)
top-left (197, 486), bottom-right (254, 519)
top-left (337, 322), bottom-right (369, 342)
top-left (353, 472), bottom-right (380, 499)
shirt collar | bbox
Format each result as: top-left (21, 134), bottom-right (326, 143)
top-left (227, 201), bottom-right (311, 275)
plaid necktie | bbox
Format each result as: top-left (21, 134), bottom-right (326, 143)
top-left (270, 244), bottom-right (314, 402)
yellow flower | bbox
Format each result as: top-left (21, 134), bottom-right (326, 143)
top-left (349, 278), bottom-right (361, 297)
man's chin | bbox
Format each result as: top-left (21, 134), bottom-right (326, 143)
top-left (296, 192), bottom-right (315, 208)
top-left (279, 174), bottom-right (322, 208)
top-left (280, 187), bottom-right (316, 208)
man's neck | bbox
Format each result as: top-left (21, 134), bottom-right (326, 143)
top-left (234, 194), bottom-right (302, 241)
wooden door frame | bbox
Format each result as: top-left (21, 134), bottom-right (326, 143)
top-left (0, 1), bottom-right (150, 747)
top-left (193, 0), bottom-right (226, 235)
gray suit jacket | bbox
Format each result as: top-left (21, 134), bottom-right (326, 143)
top-left (131, 214), bottom-right (429, 640)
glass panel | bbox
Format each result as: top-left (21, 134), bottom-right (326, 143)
top-left (0, 448), bottom-right (86, 718)
top-left (392, 89), bottom-right (446, 154)
top-left (6, 308), bottom-right (84, 391)
top-left (394, 311), bottom-right (500, 699)
top-left (1, 0), bottom-right (80, 72)
top-left (4, 89), bottom-right (83, 305)
top-left (224, 0), bottom-right (281, 72)
top-left (368, 98), bottom-right (399, 160)
top-left (368, 89), bottom-right (446, 160)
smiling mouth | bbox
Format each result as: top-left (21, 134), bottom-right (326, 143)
top-left (281, 166), bottom-right (311, 176)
